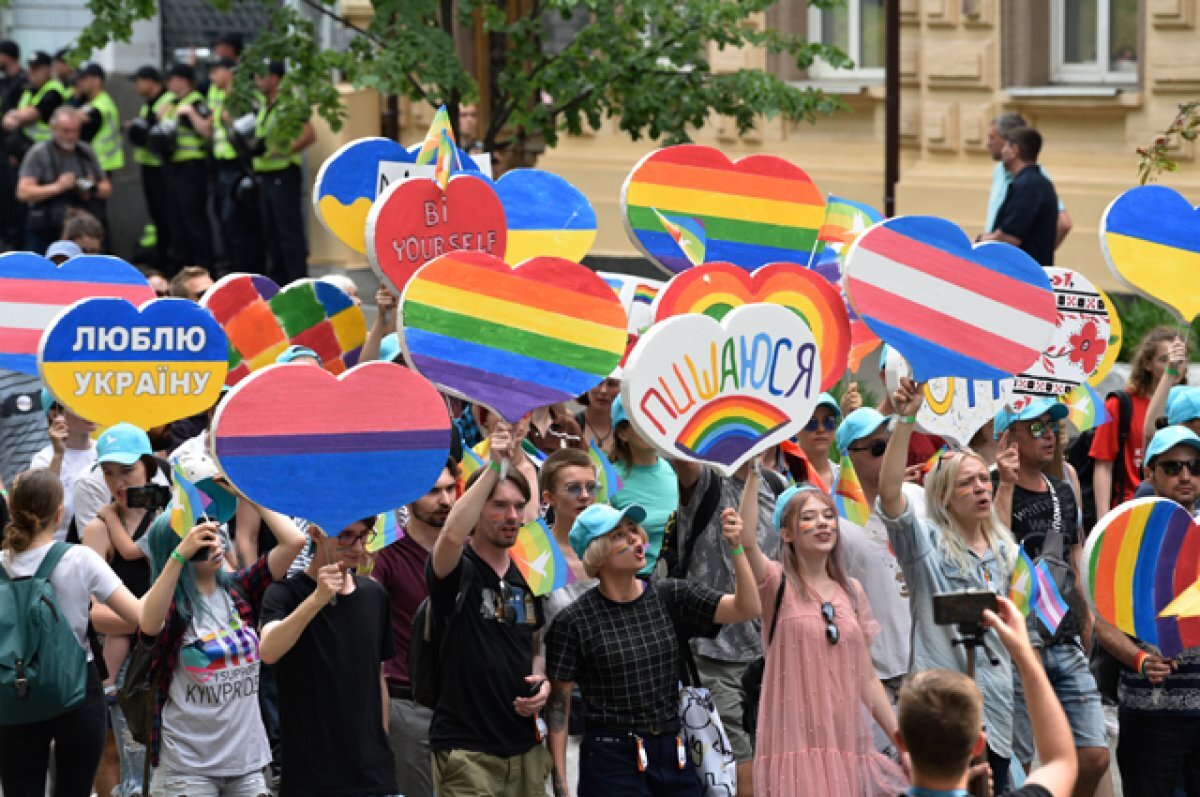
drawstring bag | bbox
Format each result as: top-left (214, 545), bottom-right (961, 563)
top-left (677, 637), bottom-right (736, 797)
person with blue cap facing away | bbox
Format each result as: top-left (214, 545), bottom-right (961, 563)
top-left (28, 388), bottom-right (97, 541)
top-left (796, 392), bottom-right (841, 489)
top-left (607, 394), bottom-right (678, 577)
top-left (991, 397), bottom-right (1110, 795)
top-left (544, 500), bottom-right (759, 797)
top-left (275, 344), bottom-right (321, 366)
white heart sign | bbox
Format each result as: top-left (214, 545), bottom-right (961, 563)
top-left (622, 303), bottom-right (822, 475)
top-left (885, 348), bottom-right (1013, 447)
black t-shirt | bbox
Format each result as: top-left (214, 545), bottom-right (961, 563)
top-left (426, 545), bottom-right (544, 757)
top-left (992, 164), bottom-right (1059, 266)
top-left (991, 473), bottom-right (1079, 556)
top-left (32, 86), bottom-right (63, 123)
top-left (546, 579), bottom-right (721, 730)
top-left (260, 573), bottom-right (396, 797)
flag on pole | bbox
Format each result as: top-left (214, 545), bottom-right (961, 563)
top-left (1060, 382), bottom-right (1111, 433)
top-left (1033, 559), bottom-right (1069, 635)
top-left (651, 207), bottom-right (707, 266)
top-left (512, 518), bottom-right (576, 596)
top-left (1009, 546), bottom-right (1039, 617)
top-left (415, 105), bottom-right (455, 165)
top-left (818, 196), bottom-right (884, 245)
top-left (833, 452), bottom-right (871, 526)
top-left (171, 462), bottom-right (208, 539)
top-left (588, 440), bottom-right (623, 504)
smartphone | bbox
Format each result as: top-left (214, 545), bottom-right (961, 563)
top-left (933, 590), bottom-right (998, 627)
top-left (125, 484), bottom-right (171, 511)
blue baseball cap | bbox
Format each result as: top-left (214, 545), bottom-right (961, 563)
top-left (40, 387), bottom-right (58, 413)
top-left (276, 345), bottom-right (320, 364)
top-left (45, 240), bottom-right (81, 261)
top-left (993, 398), bottom-right (1069, 436)
top-left (878, 344), bottom-right (891, 372)
top-left (1145, 425), bottom-right (1200, 465)
top-left (378, 333), bottom-right (401, 363)
top-left (814, 392), bottom-right (841, 418)
top-left (835, 408), bottom-right (889, 453)
top-left (772, 483), bottom-right (825, 530)
top-left (96, 423), bottom-right (153, 465)
top-left (611, 394), bottom-right (628, 427)
top-left (569, 503), bottom-right (647, 559)
top-left (1167, 386), bottom-right (1200, 426)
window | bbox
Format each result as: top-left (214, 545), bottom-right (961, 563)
top-left (807, 0), bottom-right (884, 79)
top-left (1052, 0), bottom-right (1139, 84)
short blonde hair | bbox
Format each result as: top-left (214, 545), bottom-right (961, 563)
top-left (581, 521), bottom-right (648, 578)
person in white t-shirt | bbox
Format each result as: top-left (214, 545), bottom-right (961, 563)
top-left (29, 390), bottom-right (97, 541)
top-left (0, 468), bottom-right (142, 796)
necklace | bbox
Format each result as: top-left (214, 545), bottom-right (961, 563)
top-left (585, 416), bottom-right (611, 446)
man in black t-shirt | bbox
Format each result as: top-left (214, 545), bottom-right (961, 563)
top-left (894, 596), bottom-right (1077, 797)
top-left (981, 126), bottom-right (1059, 266)
top-left (992, 399), bottom-right (1109, 797)
top-left (259, 516), bottom-right (397, 797)
top-left (427, 425), bottom-right (551, 797)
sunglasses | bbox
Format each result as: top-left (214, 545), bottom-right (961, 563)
top-left (1026, 419), bottom-right (1061, 438)
top-left (804, 416), bottom-right (838, 433)
top-left (847, 439), bottom-right (887, 457)
top-left (821, 601), bottom-right (840, 645)
top-left (1154, 459), bottom-right (1200, 477)
top-left (560, 481), bottom-right (599, 498)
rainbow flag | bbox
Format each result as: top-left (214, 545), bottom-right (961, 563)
top-left (922, 445), bottom-right (951, 476)
top-left (1060, 383), bottom-right (1111, 433)
top-left (170, 462), bottom-right (208, 539)
top-left (588, 440), bottom-right (623, 504)
top-left (651, 207), bottom-right (706, 266)
top-left (433, 127), bottom-right (458, 191)
top-left (1033, 559), bottom-right (1069, 635)
top-left (459, 440), bottom-right (488, 485)
top-left (414, 105), bottom-right (455, 166)
top-left (512, 519), bottom-right (575, 596)
top-left (818, 195), bottom-right (883, 245)
top-left (1010, 546), bottom-right (1039, 617)
top-left (367, 509), bottom-right (404, 554)
top-left (833, 452), bottom-right (870, 526)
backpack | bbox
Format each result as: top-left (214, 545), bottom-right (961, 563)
top-left (408, 559), bottom-right (472, 709)
top-left (665, 473), bottom-right (722, 579)
top-left (1067, 389), bottom-right (1132, 534)
top-left (0, 542), bottom-right (88, 724)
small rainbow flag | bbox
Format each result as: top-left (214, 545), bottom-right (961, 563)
top-left (588, 440), bottom-right (623, 504)
top-left (433, 127), bottom-right (458, 191)
top-left (367, 509), bottom-right (404, 554)
top-left (170, 462), bottom-right (208, 539)
top-left (414, 105), bottom-right (456, 167)
top-left (922, 445), bottom-right (951, 476)
top-left (652, 207), bottom-right (706, 267)
top-left (818, 195), bottom-right (884, 246)
top-left (459, 440), bottom-right (488, 485)
top-left (833, 452), bottom-right (871, 526)
top-left (512, 518), bottom-right (575, 596)
top-left (1010, 546), bottom-right (1039, 618)
top-left (780, 440), bottom-right (828, 493)
top-left (1033, 559), bottom-right (1069, 635)
top-left (1060, 383), bottom-right (1111, 433)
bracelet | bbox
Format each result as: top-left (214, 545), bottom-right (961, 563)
top-left (900, 415), bottom-right (917, 424)
top-left (170, 549), bottom-right (187, 565)
top-left (488, 460), bottom-right (502, 474)
top-left (1132, 650), bottom-right (1149, 675)
top-left (728, 545), bottom-right (745, 557)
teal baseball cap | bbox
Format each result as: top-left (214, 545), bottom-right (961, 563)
top-left (814, 392), bottom-right (841, 418)
top-left (611, 394), bottom-right (629, 427)
top-left (835, 408), bottom-right (889, 453)
top-left (276, 345), bottom-right (320, 364)
top-left (378, 333), bottom-right (401, 363)
top-left (1167, 386), bottom-right (1200, 426)
top-left (772, 483), bottom-right (824, 530)
top-left (1145, 425), bottom-right (1200, 465)
top-left (569, 503), bottom-right (647, 559)
top-left (993, 398), bottom-right (1069, 436)
top-left (97, 423), bottom-right (153, 465)
top-left (40, 387), bottom-right (58, 413)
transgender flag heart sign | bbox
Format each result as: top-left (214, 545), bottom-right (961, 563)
top-left (844, 216), bottom-right (1056, 383)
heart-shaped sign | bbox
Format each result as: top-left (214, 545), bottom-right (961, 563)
top-left (1101, 185), bottom-right (1200, 322)
top-left (1012, 267), bottom-right (1113, 403)
top-left (884, 348), bottom-right (1014, 447)
top-left (844, 216), bottom-right (1057, 383)
top-left (202, 274), bottom-right (366, 386)
top-left (0, 252), bottom-right (155, 375)
top-left (653, 261), bottom-right (849, 391)
top-left (621, 145), bottom-right (826, 275)
top-left (39, 298), bottom-right (228, 430)
top-left (622, 303), bottom-right (822, 476)
top-left (493, 169), bottom-right (596, 264)
top-left (212, 361), bottom-right (452, 534)
top-left (366, 174), bottom-right (507, 296)
top-left (400, 251), bottom-right (628, 421)
top-left (1083, 497), bottom-right (1200, 659)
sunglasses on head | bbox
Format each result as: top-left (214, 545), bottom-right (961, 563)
top-left (847, 439), bottom-right (887, 457)
top-left (804, 416), bottom-right (838, 433)
top-left (1154, 459), bottom-right (1200, 477)
top-left (1026, 419), bottom-right (1061, 438)
top-left (821, 601), bottom-right (839, 645)
top-left (560, 481), bottom-right (598, 498)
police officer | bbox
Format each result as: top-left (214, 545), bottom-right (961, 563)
top-left (73, 62), bottom-right (123, 175)
top-left (1, 51), bottom-right (68, 146)
top-left (161, 63), bottom-right (213, 271)
top-left (253, 60), bottom-right (314, 283)
top-left (206, 57), bottom-right (263, 273)
top-left (126, 65), bottom-right (174, 270)
top-left (53, 48), bottom-right (76, 89)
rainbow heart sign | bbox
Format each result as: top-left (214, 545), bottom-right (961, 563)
top-left (1013, 267), bottom-right (1113, 404)
top-left (366, 173), bottom-right (506, 296)
top-left (493, 169), bottom-right (596, 264)
top-left (202, 274), bottom-right (366, 386)
top-left (1083, 497), bottom-right (1200, 659)
top-left (212, 361), bottom-right (452, 534)
top-left (400, 251), bottom-right (628, 421)
top-left (621, 303), bottom-right (822, 476)
top-left (1101, 185), bottom-right (1200, 322)
top-left (39, 298), bottom-right (227, 430)
top-left (0, 252), bottom-right (154, 375)
top-left (653, 262), bottom-right (849, 391)
top-left (843, 216), bottom-right (1057, 382)
top-left (621, 145), bottom-right (826, 275)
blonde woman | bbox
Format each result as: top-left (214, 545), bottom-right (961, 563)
top-left (878, 377), bottom-right (1017, 793)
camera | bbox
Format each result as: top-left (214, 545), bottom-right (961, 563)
top-left (125, 484), bottom-right (171, 511)
top-left (933, 590), bottom-right (997, 628)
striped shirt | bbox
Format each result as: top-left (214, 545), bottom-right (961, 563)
top-left (0, 369), bottom-right (47, 487)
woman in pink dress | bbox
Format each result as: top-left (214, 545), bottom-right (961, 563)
top-left (739, 472), bottom-right (908, 796)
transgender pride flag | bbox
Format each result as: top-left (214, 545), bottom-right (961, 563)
top-left (1033, 559), bottom-right (1069, 636)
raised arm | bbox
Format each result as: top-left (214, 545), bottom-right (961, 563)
top-left (879, 378), bottom-right (922, 519)
top-left (360, 286), bottom-right (398, 363)
top-left (1143, 338), bottom-right (1187, 449)
top-left (992, 431), bottom-right (1018, 529)
top-left (741, 466), bottom-right (770, 582)
top-left (259, 563), bottom-right (342, 664)
top-left (260, 506), bottom-right (306, 580)
top-left (141, 521), bottom-right (220, 635)
top-left (712, 507), bottom-right (761, 624)
top-left (430, 427), bottom-right (510, 579)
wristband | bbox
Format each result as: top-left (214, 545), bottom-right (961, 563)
top-left (728, 545), bottom-right (745, 557)
top-left (488, 460), bottom-right (502, 474)
top-left (170, 549), bottom-right (187, 565)
top-left (1132, 650), bottom-right (1149, 675)
top-left (1167, 366), bottom-right (1180, 377)
top-left (900, 415), bottom-right (917, 424)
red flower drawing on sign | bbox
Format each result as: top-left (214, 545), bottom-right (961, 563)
top-left (1068, 321), bottom-right (1106, 375)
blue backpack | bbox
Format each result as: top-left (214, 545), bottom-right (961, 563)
top-left (0, 542), bottom-right (88, 724)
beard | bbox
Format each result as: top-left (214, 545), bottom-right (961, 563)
top-left (410, 505), bottom-right (449, 529)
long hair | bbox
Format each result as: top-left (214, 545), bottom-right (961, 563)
top-left (1129, 326), bottom-right (1184, 397)
top-left (778, 489), bottom-right (857, 609)
top-left (144, 513), bottom-right (234, 625)
top-left (2, 469), bottom-right (62, 553)
top-left (611, 420), bottom-right (635, 475)
top-left (923, 451), bottom-right (1015, 579)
